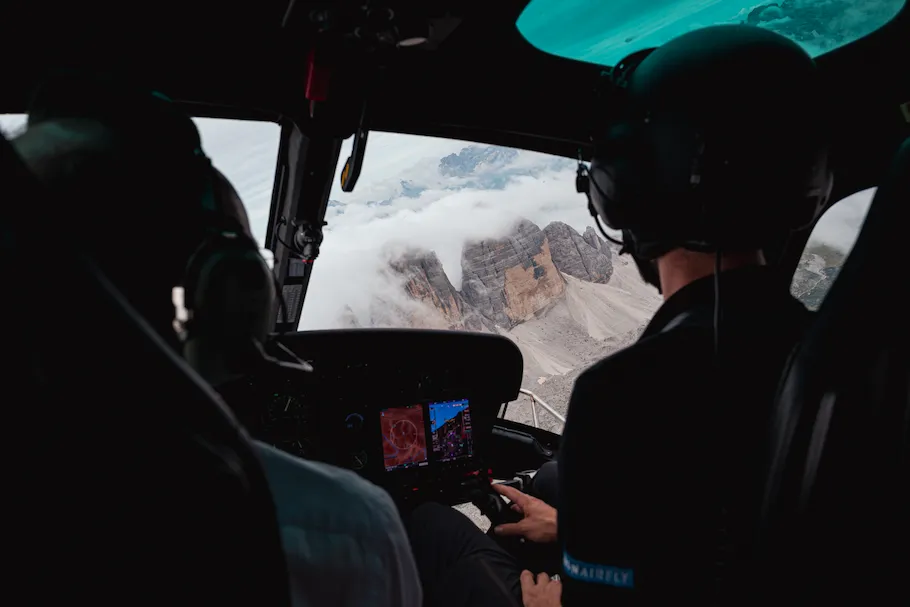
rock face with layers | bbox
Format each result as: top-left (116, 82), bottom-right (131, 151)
top-left (543, 221), bottom-right (613, 283)
top-left (460, 219), bottom-right (566, 328)
top-left (389, 250), bottom-right (493, 331)
top-left (386, 218), bottom-right (628, 331)
top-left (791, 243), bottom-right (845, 311)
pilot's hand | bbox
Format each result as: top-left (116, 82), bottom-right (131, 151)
top-left (493, 483), bottom-right (557, 543)
top-left (520, 570), bottom-right (561, 607)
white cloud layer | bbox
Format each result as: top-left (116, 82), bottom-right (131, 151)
top-left (0, 113), bottom-right (876, 331)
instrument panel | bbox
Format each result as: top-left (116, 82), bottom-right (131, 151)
top-left (242, 329), bottom-right (525, 505)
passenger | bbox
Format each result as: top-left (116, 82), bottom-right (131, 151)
top-left (408, 25), bottom-right (832, 607)
top-left (193, 169), bottom-right (423, 607)
top-left (12, 75), bottom-right (422, 607)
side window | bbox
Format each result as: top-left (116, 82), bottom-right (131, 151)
top-left (791, 188), bottom-right (875, 310)
top-left (0, 114), bottom-right (26, 137)
top-left (193, 118), bottom-right (281, 247)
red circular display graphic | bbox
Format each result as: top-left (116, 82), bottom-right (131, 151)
top-left (389, 419), bottom-right (419, 450)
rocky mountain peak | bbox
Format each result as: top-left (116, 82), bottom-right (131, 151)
top-left (389, 248), bottom-right (494, 331)
top-left (439, 146), bottom-right (520, 178)
top-left (543, 221), bottom-right (613, 284)
top-left (460, 219), bottom-right (566, 328)
top-left (791, 243), bottom-right (846, 310)
top-left (386, 217), bottom-right (626, 332)
top-left (582, 226), bottom-right (609, 252)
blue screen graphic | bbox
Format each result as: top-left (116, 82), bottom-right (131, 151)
top-left (429, 399), bottom-right (474, 463)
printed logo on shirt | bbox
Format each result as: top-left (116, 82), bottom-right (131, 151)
top-left (562, 551), bottom-right (634, 588)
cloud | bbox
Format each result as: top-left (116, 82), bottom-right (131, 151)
top-left (807, 187), bottom-right (874, 253)
top-left (301, 134), bottom-right (601, 329)
top-left (0, 113), bottom-right (26, 137)
top-left (195, 118), bottom-right (281, 245)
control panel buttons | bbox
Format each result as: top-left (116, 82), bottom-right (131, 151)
top-left (345, 413), bottom-right (364, 432)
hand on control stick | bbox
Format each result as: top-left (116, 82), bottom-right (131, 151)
top-left (492, 483), bottom-right (557, 544)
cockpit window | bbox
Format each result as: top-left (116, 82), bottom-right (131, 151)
top-left (517, 0), bottom-right (906, 67)
top-left (188, 119), bottom-right (280, 247)
top-left (0, 113), bottom-right (26, 136)
top-left (303, 132), bottom-right (661, 430)
top-left (1, 114), bottom-right (279, 249)
top-left (791, 187), bottom-right (874, 310)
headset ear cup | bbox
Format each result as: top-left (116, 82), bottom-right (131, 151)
top-left (183, 236), bottom-right (276, 386)
top-left (185, 236), bottom-right (275, 342)
top-left (588, 158), bottom-right (625, 229)
top-left (589, 122), bottom-right (641, 231)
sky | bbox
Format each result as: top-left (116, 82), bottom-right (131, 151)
top-left (430, 400), bottom-right (470, 432)
top-left (1, 113), bottom-right (875, 330)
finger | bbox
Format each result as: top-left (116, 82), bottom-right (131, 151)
top-left (493, 483), bottom-right (531, 506)
top-left (520, 570), bottom-right (535, 587)
top-left (537, 572), bottom-right (549, 585)
top-left (494, 521), bottom-right (528, 536)
top-left (510, 503), bottom-right (523, 514)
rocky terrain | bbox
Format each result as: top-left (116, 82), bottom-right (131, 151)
top-left (791, 243), bottom-right (846, 310)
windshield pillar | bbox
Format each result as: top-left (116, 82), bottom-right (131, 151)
top-left (268, 120), bottom-right (342, 332)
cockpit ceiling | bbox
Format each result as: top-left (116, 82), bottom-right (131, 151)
top-left (1, 0), bottom-right (907, 163)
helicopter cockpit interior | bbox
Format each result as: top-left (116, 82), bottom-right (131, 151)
top-left (2, 0), bottom-right (908, 603)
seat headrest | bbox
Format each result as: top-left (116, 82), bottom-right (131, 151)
top-left (11, 73), bottom-right (222, 291)
top-left (27, 70), bottom-right (202, 153)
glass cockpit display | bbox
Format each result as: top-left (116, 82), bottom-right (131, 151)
top-left (381, 404), bottom-right (429, 471)
top-left (430, 399), bottom-right (474, 463)
top-left (381, 399), bottom-right (475, 472)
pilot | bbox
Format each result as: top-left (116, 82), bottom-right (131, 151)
top-left (408, 24), bottom-right (832, 607)
top-left (559, 25), bottom-right (832, 606)
top-left (10, 73), bottom-right (423, 607)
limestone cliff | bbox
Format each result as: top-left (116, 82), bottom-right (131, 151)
top-left (387, 218), bottom-right (626, 331)
top-left (543, 221), bottom-right (613, 283)
top-left (389, 250), bottom-right (494, 331)
top-left (460, 219), bottom-right (566, 328)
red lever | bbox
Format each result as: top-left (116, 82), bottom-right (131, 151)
top-left (305, 48), bottom-right (330, 102)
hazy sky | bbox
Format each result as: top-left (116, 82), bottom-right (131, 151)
top-left (1, 114), bottom-right (874, 329)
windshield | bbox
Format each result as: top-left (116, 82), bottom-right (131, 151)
top-left (516, 0), bottom-right (906, 67)
top-left (303, 133), bottom-right (872, 431)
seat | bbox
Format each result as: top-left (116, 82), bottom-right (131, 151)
top-left (758, 137), bottom-right (910, 604)
top-left (1, 132), bottom-right (291, 604)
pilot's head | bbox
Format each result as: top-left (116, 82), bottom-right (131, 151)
top-left (583, 25), bottom-right (833, 297)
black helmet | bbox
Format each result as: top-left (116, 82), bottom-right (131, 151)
top-left (585, 25), bottom-right (833, 261)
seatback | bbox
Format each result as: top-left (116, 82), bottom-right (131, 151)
top-left (1, 133), bottom-right (291, 603)
top-left (759, 137), bottom-right (910, 604)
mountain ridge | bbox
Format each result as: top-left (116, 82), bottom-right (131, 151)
top-left (380, 217), bottom-right (621, 332)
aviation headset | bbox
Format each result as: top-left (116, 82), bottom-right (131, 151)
top-left (14, 75), bottom-right (286, 380)
top-left (578, 25), bottom-right (834, 268)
